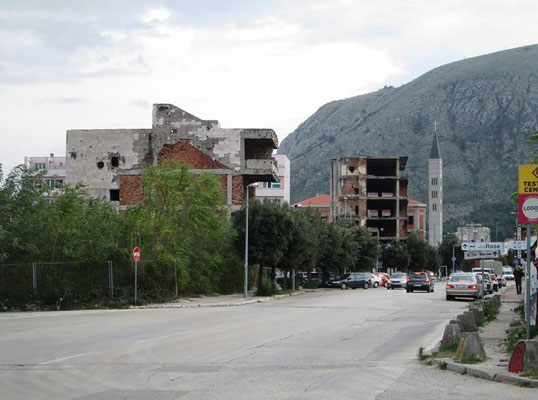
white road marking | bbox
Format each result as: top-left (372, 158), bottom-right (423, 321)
top-left (39, 352), bottom-right (93, 365)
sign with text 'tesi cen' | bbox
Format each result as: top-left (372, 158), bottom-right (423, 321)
top-left (518, 164), bottom-right (538, 224)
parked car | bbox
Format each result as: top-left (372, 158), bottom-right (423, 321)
top-left (374, 272), bottom-right (389, 287)
top-left (296, 271), bottom-right (320, 286)
top-left (502, 266), bottom-right (514, 281)
top-left (446, 273), bottom-right (484, 300)
top-left (326, 273), bottom-right (369, 290)
top-left (367, 273), bottom-right (382, 288)
top-left (406, 272), bottom-right (434, 293)
top-left (387, 272), bottom-right (408, 289)
top-left (490, 274), bottom-right (500, 291)
top-left (474, 272), bottom-right (493, 294)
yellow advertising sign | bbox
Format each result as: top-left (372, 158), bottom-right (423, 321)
top-left (519, 164), bottom-right (538, 194)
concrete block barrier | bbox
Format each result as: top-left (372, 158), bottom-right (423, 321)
top-left (454, 332), bottom-right (486, 362)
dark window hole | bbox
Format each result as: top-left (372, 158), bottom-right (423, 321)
top-left (109, 189), bottom-right (120, 201)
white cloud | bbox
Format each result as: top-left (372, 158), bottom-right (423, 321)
top-left (0, 0), bottom-right (537, 175)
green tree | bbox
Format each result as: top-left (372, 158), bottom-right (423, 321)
top-left (232, 199), bottom-right (293, 290)
top-left (406, 232), bottom-right (427, 271)
top-left (425, 245), bottom-right (441, 272)
top-left (350, 225), bottom-right (378, 271)
top-left (381, 240), bottom-right (409, 272)
top-left (439, 234), bottom-right (463, 274)
top-left (127, 160), bottom-right (233, 296)
top-left (278, 209), bottom-right (319, 286)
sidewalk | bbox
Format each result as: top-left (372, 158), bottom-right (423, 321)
top-left (430, 282), bottom-right (538, 388)
top-left (130, 289), bottom-right (323, 309)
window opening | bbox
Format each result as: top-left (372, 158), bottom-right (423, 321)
top-left (109, 189), bottom-right (120, 201)
top-left (111, 156), bottom-right (119, 167)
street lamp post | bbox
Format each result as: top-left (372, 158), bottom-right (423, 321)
top-left (375, 228), bottom-right (384, 272)
top-left (452, 244), bottom-right (459, 276)
top-left (244, 184), bottom-right (255, 298)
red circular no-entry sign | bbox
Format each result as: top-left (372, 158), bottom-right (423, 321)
top-left (133, 247), bottom-right (141, 261)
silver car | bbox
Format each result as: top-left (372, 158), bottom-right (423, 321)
top-left (387, 272), bottom-right (408, 289)
top-left (446, 273), bottom-right (484, 300)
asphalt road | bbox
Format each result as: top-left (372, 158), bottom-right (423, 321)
top-left (0, 284), bottom-right (536, 399)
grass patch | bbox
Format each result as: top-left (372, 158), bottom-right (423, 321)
top-left (468, 299), bottom-right (498, 327)
top-left (439, 361), bottom-right (448, 370)
top-left (461, 367), bottom-right (468, 375)
top-left (505, 325), bottom-right (538, 354)
top-left (432, 343), bottom-right (458, 359)
top-left (521, 369), bottom-right (538, 379)
top-left (418, 346), bottom-right (429, 362)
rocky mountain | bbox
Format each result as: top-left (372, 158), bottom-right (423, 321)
top-left (278, 44), bottom-right (538, 232)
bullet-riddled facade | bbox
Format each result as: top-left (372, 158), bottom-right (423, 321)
top-left (329, 156), bottom-right (409, 240)
top-left (65, 104), bottom-right (278, 213)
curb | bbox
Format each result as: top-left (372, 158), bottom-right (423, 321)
top-left (130, 290), bottom-right (310, 309)
top-left (430, 359), bottom-right (538, 387)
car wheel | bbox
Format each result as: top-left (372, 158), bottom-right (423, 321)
top-left (387, 285), bottom-right (390, 290)
top-left (406, 289), bottom-right (410, 293)
top-left (363, 283), bottom-right (368, 289)
top-left (374, 282), bottom-right (379, 288)
top-left (341, 283), bottom-right (347, 290)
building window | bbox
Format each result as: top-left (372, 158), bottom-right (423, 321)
top-left (431, 190), bottom-right (438, 199)
top-left (45, 179), bottom-right (55, 187)
top-left (35, 163), bottom-right (46, 170)
top-left (408, 215), bottom-right (414, 225)
top-left (271, 179), bottom-right (281, 189)
top-left (111, 156), bottom-right (119, 167)
top-left (110, 189), bottom-right (120, 202)
top-left (431, 177), bottom-right (438, 186)
top-left (432, 203), bottom-right (437, 211)
top-left (262, 179), bottom-right (282, 189)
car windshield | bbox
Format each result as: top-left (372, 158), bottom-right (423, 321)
top-left (391, 273), bottom-right (406, 279)
top-left (450, 275), bottom-right (474, 283)
top-left (502, 268), bottom-right (512, 273)
top-left (337, 274), bottom-right (350, 280)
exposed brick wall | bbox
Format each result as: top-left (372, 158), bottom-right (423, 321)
top-left (158, 139), bottom-right (227, 169)
top-left (119, 175), bottom-right (144, 205)
top-left (232, 176), bottom-right (244, 205)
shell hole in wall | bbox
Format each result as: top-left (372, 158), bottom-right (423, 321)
top-left (97, 161), bottom-right (104, 169)
top-left (111, 156), bottom-right (119, 167)
top-left (349, 166), bottom-right (355, 173)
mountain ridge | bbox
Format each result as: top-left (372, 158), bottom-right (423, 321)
top-left (278, 44), bottom-right (538, 231)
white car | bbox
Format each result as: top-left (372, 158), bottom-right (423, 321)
top-left (367, 273), bottom-right (382, 288)
top-left (387, 273), bottom-right (408, 289)
top-left (502, 267), bottom-right (514, 281)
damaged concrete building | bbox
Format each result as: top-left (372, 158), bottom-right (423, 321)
top-left (65, 104), bottom-right (278, 212)
top-left (329, 156), bottom-right (409, 240)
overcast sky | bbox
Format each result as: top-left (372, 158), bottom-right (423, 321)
top-left (1, 0), bottom-right (537, 175)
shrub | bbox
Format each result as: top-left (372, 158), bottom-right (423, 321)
top-left (303, 281), bottom-right (320, 289)
top-left (506, 325), bottom-right (538, 354)
top-left (255, 280), bottom-right (280, 297)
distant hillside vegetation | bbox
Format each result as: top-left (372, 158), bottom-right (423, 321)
top-left (278, 44), bottom-right (538, 237)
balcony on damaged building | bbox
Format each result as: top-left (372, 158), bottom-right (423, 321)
top-left (255, 154), bottom-right (290, 205)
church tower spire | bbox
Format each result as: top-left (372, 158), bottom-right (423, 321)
top-left (428, 124), bottom-right (443, 246)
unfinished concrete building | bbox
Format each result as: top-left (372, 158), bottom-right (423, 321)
top-left (65, 104), bottom-right (278, 212)
top-left (329, 156), bottom-right (409, 240)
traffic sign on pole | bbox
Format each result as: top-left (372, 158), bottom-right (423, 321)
top-left (133, 247), bottom-right (140, 261)
top-left (461, 242), bottom-right (503, 252)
